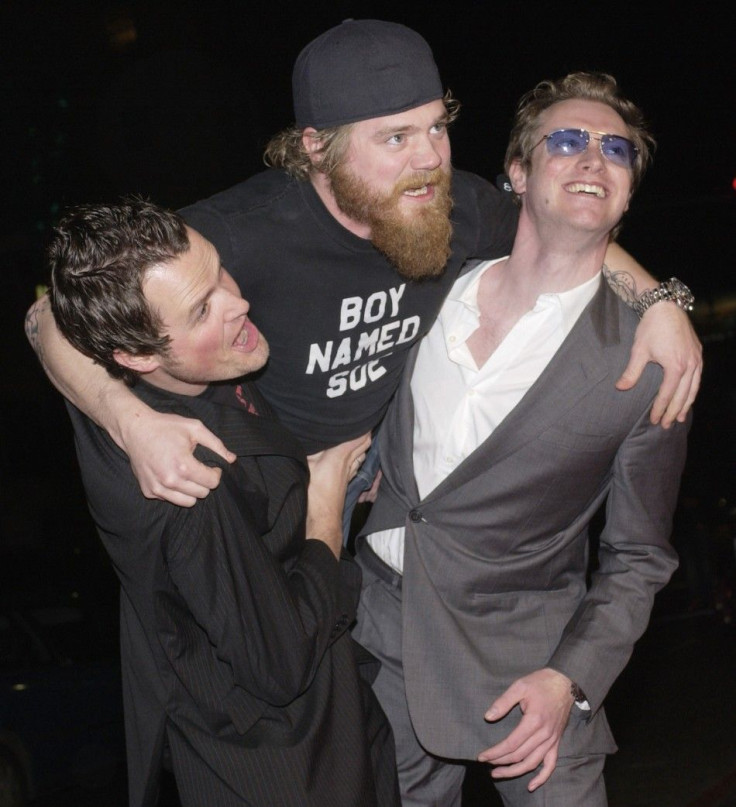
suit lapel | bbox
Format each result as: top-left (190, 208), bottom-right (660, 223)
top-left (422, 281), bottom-right (622, 503)
top-left (392, 344), bottom-right (422, 502)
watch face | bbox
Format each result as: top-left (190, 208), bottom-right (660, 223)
top-left (670, 279), bottom-right (695, 305)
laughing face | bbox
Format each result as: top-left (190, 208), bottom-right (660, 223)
top-left (510, 98), bottom-right (633, 238)
top-left (327, 100), bottom-right (454, 279)
top-left (135, 227), bottom-right (269, 395)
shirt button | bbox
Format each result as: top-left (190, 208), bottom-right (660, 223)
top-left (409, 509), bottom-right (423, 523)
top-left (449, 335), bottom-right (456, 343)
top-left (468, 388), bottom-right (476, 397)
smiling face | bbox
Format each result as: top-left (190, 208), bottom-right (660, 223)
top-left (120, 227), bottom-right (269, 395)
top-left (509, 99), bottom-right (634, 239)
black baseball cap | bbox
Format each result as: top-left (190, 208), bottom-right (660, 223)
top-left (293, 19), bottom-right (444, 129)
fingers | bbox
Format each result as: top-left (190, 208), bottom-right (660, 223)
top-left (480, 729), bottom-right (558, 787)
top-left (647, 367), bottom-right (680, 426)
top-left (614, 352), bottom-right (647, 392)
top-left (676, 362), bottom-right (702, 422)
top-left (528, 748), bottom-right (559, 792)
top-left (346, 433), bottom-right (372, 463)
top-left (348, 452), bottom-right (366, 481)
top-left (649, 353), bottom-right (702, 426)
top-left (357, 469), bottom-right (383, 503)
top-left (191, 424), bottom-right (237, 463)
top-left (617, 345), bottom-right (702, 427)
top-left (308, 433), bottom-right (372, 482)
top-left (143, 464), bottom-right (223, 507)
top-left (661, 357), bottom-right (701, 426)
top-left (484, 687), bottom-right (518, 723)
top-left (481, 729), bottom-right (553, 780)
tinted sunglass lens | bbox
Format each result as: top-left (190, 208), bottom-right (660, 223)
top-left (601, 135), bottom-right (637, 168)
top-left (545, 129), bottom-right (588, 156)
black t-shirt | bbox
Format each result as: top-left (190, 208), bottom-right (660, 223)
top-left (181, 169), bottom-right (517, 453)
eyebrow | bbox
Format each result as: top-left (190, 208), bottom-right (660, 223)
top-left (373, 113), bottom-right (449, 140)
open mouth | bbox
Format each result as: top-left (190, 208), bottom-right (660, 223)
top-left (403, 185), bottom-right (430, 197)
top-left (565, 182), bottom-right (606, 199)
top-left (232, 318), bottom-right (259, 353)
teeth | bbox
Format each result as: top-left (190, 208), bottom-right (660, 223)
top-left (233, 326), bottom-right (248, 347)
top-left (404, 185), bottom-right (428, 196)
top-left (567, 183), bottom-right (605, 198)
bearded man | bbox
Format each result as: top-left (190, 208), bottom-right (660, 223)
top-left (26, 20), bottom-right (701, 523)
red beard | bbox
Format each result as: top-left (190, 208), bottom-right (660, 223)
top-left (329, 165), bottom-right (454, 280)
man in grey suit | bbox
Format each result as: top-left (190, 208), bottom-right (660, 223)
top-left (352, 72), bottom-right (691, 806)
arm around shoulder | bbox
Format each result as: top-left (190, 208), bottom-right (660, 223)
top-left (25, 294), bottom-right (234, 506)
top-left (603, 243), bottom-right (702, 426)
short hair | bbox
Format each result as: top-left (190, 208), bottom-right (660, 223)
top-left (504, 72), bottom-right (655, 196)
top-left (48, 197), bottom-right (189, 385)
top-left (264, 90), bottom-right (461, 180)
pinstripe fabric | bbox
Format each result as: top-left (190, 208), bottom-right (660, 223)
top-left (65, 380), bottom-right (398, 806)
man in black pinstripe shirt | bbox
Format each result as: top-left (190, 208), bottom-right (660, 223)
top-left (47, 198), bottom-right (399, 807)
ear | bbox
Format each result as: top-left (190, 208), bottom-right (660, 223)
top-left (301, 127), bottom-right (323, 167)
top-left (113, 349), bottom-right (160, 376)
top-left (508, 159), bottom-right (527, 196)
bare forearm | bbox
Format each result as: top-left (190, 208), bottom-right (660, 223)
top-left (603, 241), bottom-right (658, 304)
top-left (24, 294), bottom-right (144, 448)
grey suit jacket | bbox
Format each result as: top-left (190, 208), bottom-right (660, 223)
top-left (362, 280), bottom-right (689, 760)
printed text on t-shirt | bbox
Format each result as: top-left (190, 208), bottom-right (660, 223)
top-left (305, 284), bottom-right (420, 398)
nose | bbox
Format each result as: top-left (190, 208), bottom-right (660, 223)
top-left (578, 139), bottom-right (605, 172)
top-left (222, 287), bottom-right (249, 321)
top-left (233, 295), bottom-right (250, 319)
top-left (410, 135), bottom-right (444, 171)
top-left (221, 270), bottom-right (249, 317)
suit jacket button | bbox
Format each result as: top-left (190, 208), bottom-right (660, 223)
top-left (409, 509), bottom-right (423, 523)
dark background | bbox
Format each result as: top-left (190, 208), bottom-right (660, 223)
top-left (1, 1), bottom-right (735, 805)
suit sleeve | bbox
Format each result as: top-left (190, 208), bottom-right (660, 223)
top-left (161, 456), bottom-right (358, 707)
top-left (547, 408), bottom-right (689, 713)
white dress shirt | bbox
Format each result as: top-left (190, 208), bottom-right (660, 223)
top-left (367, 258), bottom-right (601, 574)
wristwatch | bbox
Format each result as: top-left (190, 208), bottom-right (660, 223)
top-left (631, 277), bottom-right (695, 318)
top-left (570, 681), bottom-right (591, 711)
top-left (570, 681), bottom-right (587, 704)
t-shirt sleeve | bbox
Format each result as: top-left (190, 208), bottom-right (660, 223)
top-left (465, 172), bottom-right (519, 259)
top-left (179, 201), bottom-right (236, 271)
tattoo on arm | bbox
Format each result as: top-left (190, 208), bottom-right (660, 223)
top-left (24, 296), bottom-right (49, 364)
top-left (602, 264), bottom-right (640, 308)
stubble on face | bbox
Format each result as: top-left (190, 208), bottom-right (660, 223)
top-left (328, 165), bottom-right (454, 280)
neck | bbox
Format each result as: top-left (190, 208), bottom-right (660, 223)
top-left (505, 214), bottom-right (609, 296)
top-left (143, 370), bottom-right (208, 397)
top-left (309, 171), bottom-right (372, 239)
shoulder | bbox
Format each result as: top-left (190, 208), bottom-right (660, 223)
top-left (179, 170), bottom-right (303, 270)
top-left (451, 169), bottom-right (510, 209)
top-left (449, 169), bottom-right (518, 261)
top-left (179, 169), bottom-right (295, 224)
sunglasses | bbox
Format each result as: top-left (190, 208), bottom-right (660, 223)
top-left (533, 128), bottom-right (638, 169)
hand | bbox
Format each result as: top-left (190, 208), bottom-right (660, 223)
top-left (616, 303), bottom-right (702, 427)
top-left (306, 433), bottom-right (371, 556)
top-left (477, 668), bottom-right (575, 792)
top-left (121, 410), bottom-right (236, 507)
top-left (358, 469), bottom-right (383, 504)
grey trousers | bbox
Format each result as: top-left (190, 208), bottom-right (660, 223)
top-left (352, 541), bottom-right (608, 807)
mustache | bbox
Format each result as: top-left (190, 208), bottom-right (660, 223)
top-left (394, 169), bottom-right (449, 194)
